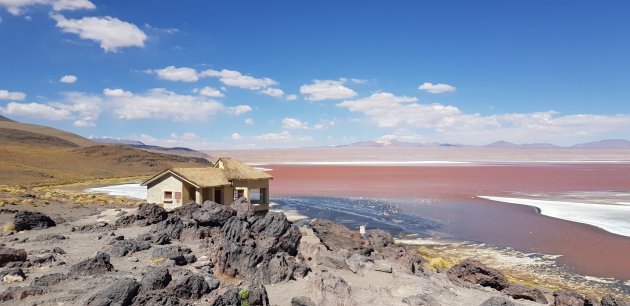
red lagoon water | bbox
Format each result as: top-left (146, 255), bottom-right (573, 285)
top-left (265, 164), bottom-right (630, 280)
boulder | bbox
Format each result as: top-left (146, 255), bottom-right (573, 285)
top-left (311, 219), bottom-right (373, 256)
top-left (292, 296), bottom-right (316, 306)
top-left (208, 285), bottom-right (241, 306)
top-left (367, 229), bottom-right (395, 252)
top-left (193, 202), bottom-right (236, 227)
top-left (306, 270), bottom-right (355, 306)
top-left (69, 252), bottom-right (114, 276)
top-left (250, 212), bottom-right (301, 256)
top-left (554, 290), bottom-right (586, 306)
top-left (115, 203), bottom-right (167, 227)
top-left (0, 286), bottom-right (51, 302)
top-left (447, 259), bottom-right (509, 291)
top-left (0, 247), bottom-right (27, 267)
top-left (86, 278), bottom-right (140, 306)
top-left (132, 292), bottom-right (188, 306)
top-left (152, 245), bottom-right (195, 265)
top-left (317, 251), bottom-right (348, 269)
top-left (503, 284), bottom-right (548, 304)
top-left (140, 267), bottom-right (171, 290)
top-left (379, 246), bottom-right (425, 275)
top-left (245, 284), bottom-right (271, 306)
top-left (1, 268), bottom-right (25, 283)
top-left (231, 197), bottom-right (256, 217)
top-left (601, 295), bottom-right (629, 306)
top-left (13, 211), bottom-right (56, 231)
top-left (371, 260), bottom-right (393, 273)
top-left (30, 273), bottom-right (67, 287)
top-left (479, 296), bottom-right (516, 306)
top-left (167, 274), bottom-right (211, 299)
top-left (109, 239), bottom-right (151, 257)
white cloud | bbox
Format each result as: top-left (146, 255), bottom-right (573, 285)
top-left (260, 87), bottom-right (284, 97)
top-left (244, 118), bottom-right (254, 125)
top-left (109, 88), bottom-right (223, 121)
top-left (146, 66), bottom-right (199, 82)
top-left (200, 69), bottom-right (277, 90)
top-left (0, 102), bottom-right (72, 120)
top-left (338, 91), bottom-right (630, 144)
top-left (286, 94), bottom-right (298, 101)
top-left (51, 14), bottom-right (147, 52)
top-left (253, 130), bottom-right (313, 142)
top-left (198, 86), bottom-right (224, 98)
top-left (103, 88), bottom-right (133, 97)
top-left (300, 79), bottom-right (358, 101)
top-left (226, 105), bottom-right (253, 116)
top-left (0, 0), bottom-right (94, 15)
top-left (59, 74), bottom-right (77, 84)
top-left (0, 89), bottom-right (26, 101)
top-left (418, 82), bottom-right (456, 94)
top-left (231, 133), bottom-right (243, 140)
top-left (51, 0), bottom-right (94, 11)
top-left (281, 117), bottom-right (308, 130)
top-left (55, 91), bottom-right (102, 127)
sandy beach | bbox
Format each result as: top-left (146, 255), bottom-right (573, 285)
top-left (263, 163), bottom-right (630, 281)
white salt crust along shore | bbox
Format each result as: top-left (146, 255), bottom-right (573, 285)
top-left (85, 183), bottom-right (147, 200)
top-left (479, 196), bottom-right (630, 238)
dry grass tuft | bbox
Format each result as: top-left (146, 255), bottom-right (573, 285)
top-left (150, 257), bottom-right (166, 264)
top-left (3, 222), bottom-right (15, 232)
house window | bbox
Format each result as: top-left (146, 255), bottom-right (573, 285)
top-left (164, 191), bottom-right (173, 203)
top-left (233, 189), bottom-right (244, 201)
top-left (250, 188), bottom-right (266, 204)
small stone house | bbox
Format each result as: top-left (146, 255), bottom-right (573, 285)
top-left (142, 157), bottom-right (272, 211)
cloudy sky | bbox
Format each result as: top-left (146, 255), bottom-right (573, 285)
top-left (1, 1), bottom-right (629, 149)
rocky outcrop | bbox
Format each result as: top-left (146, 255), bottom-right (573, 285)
top-left (30, 273), bottom-right (67, 287)
top-left (292, 296), bottom-right (317, 306)
top-left (0, 285), bottom-right (52, 302)
top-left (601, 294), bottom-right (629, 306)
top-left (553, 290), bottom-right (586, 306)
top-left (0, 247), bottom-right (27, 267)
top-left (140, 267), bottom-right (171, 291)
top-left (367, 229), bottom-right (395, 252)
top-left (115, 203), bottom-right (167, 227)
top-left (86, 278), bottom-right (140, 306)
top-left (172, 202), bottom-right (235, 227)
top-left (447, 259), bottom-right (509, 291)
top-left (69, 252), bottom-right (114, 276)
top-left (109, 238), bottom-right (151, 257)
top-left (167, 274), bottom-right (211, 299)
top-left (310, 219), bottom-right (373, 256)
top-left (231, 197), bottom-right (256, 217)
top-left (152, 245), bottom-right (196, 265)
top-left (402, 293), bottom-right (442, 306)
top-left (503, 284), bottom-right (548, 304)
top-left (305, 270), bottom-right (356, 306)
top-left (13, 211), bottom-right (56, 231)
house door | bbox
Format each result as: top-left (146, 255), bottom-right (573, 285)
top-left (214, 189), bottom-right (223, 204)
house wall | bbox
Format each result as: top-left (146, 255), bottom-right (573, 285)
top-left (147, 174), bottom-right (190, 209)
top-left (229, 179), bottom-right (270, 211)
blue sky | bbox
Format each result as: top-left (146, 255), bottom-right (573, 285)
top-left (1, 0), bottom-right (630, 148)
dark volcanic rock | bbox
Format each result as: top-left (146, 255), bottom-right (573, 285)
top-left (250, 212), bottom-right (301, 256)
top-left (86, 278), bottom-right (140, 306)
top-left (0, 285), bottom-right (51, 302)
top-left (109, 239), bottom-right (151, 257)
top-left (311, 219), bottom-right (373, 256)
top-left (14, 210), bottom-right (56, 231)
top-left (447, 259), bottom-right (509, 291)
top-left (479, 296), bottom-right (516, 306)
top-left (231, 197), bottom-right (256, 217)
top-left (0, 247), bottom-right (27, 267)
top-left (554, 290), bottom-right (586, 306)
top-left (167, 274), bottom-right (210, 299)
top-left (246, 284), bottom-right (271, 306)
top-left (209, 286), bottom-right (241, 306)
top-left (378, 246), bottom-right (425, 275)
top-left (601, 294), bottom-right (629, 306)
top-left (31, 273), bottom-right (67, 286)
top-left (367, 229), bottom-right (395, 252)
top-left (193, 202), bottom-right (235, 227)
top-left (132, 291), bottom-right (188, 306)
top-left (503, 284), bottom-right (548, 304)
top-left (140, 267), bottom-right (171, 290)
top-left (70, 252), bottom-right (114, 276)
top-left (152, 245), bottom-right (194, 265)
top-left (116, 203), bottom-right (167, 227)
top-left (291, 296), bottom-right (316, 306)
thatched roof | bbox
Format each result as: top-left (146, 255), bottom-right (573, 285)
top-left (141, 157), bottom-right (271, 188)
top-left (215, 157), bottom-right (273, 180)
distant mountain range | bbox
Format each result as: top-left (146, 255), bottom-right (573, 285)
top-left (341, 139), bottom-right (630, 149)
top-left (91, 137), bottom-right (212, 160)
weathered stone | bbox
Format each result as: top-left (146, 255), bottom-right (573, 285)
top-left (1, 268), bottom-right (25, 283)
top-left (86, 278), bottom-right (140, 306)
top-left (503, 284), bottom-right (548, 304)
top-left (0, 286), bottom-right (51, 302)
top-left (208, 286), bottom-right (241, 306)
top-left (30, 273), bottom-right (67, 286)
top-left (109, 239), bottom-right (151, 257)
top-left (115, 203), bottom-right (167, 227)
top-left (601, 294), bottom-right (629, 306)
top-left (311, 219), bottom-right (373, 256)
top-left (306, 270), bottom-right (355, 306)
top-left (231, 197), bottom-right (256, 217)
top-left (0, 247), bottom-right (27, 267)
top-left (367, 229), bottom-right (395, 252)
top-left (140, 267), bottom-right (171, 290)
top-left (479, 296), bottom-right (516, 306)
top-left (132, 292), bottom-right (188, 306)
top-left (380, 246), bottom-right (425, 275)
top-left (246, 284), bottom-right (271, 306)
top-left (317, 251), bottom-right (348, 269)
top-left (447, 259), bottom-right (509, 291)
top-left (194, 202), bottom-right (236, 226)
top-left (554, 290), bottom-right (586, 306)
top-left (152, 245), bottom-right (194, 265)
top-left (69, 252), bottom-right (114, 276)
top-left (291, 296), bottom-right (316, 306)
top-left (14, 211), bottom-right (56, 231)
top-left (167, 274), bottom-right (211, 299)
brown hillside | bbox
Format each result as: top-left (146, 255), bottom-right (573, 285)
top-left (0, 118), bottom-right (210, 186)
